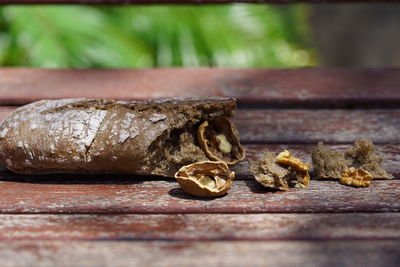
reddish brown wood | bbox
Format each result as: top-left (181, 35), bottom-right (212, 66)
top-left (0, 106), bottom-right (399, 144)
top-left (234, 109), bottom-right (400, 144)
top-left (1, 68), bottom-right (400, 107)
top-left (1, 213), bottom-right (399, 240)
top-left (0, 178), bottom-right (398, 214)
top-left (1, 240), bottom-right (399, 266)
top-left (0, 107), bottom-right (15, 121)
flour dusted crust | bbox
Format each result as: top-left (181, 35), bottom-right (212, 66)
top-left (0, 97), bottom-right (239, 177)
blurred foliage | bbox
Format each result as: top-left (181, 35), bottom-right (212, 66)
top-left (0, 5), bottom-right (315, 68)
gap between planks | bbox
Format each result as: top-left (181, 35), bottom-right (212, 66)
top-left (1, 213), bottom-right (400, 241)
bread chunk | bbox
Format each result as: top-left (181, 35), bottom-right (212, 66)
top-left (311, 143), bottom-right (350, 179)
top-left (250, 151), bottom-right (310, 191)
top-left (345, 138), bottom-right (392, 178)
top-left (312, 138), bottom-right (392, 179)
top-left (0, 97), bottom-right (245, 177)
top-left (250, 152), bottom-right (290, 191)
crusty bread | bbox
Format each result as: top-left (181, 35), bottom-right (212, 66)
top-left (0, 97), bottom-right (238, 177)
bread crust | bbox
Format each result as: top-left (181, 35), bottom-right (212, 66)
top-left (0, 97), bottom-right (237, 177)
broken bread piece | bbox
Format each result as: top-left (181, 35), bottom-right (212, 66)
top-left (312, 138), bottom-right (393, 180)
top-left (311, 142), bottom-right (350, 179)
top-left (175, 161), bottom-right (235, 197)
top-left (250, 150), bottom-right (310, 191)
top-left (0, 97), bottom-right (245, 177)
top-left (345, 138), bottom-right (392, 179)
top-left (250, 152), bottom-right (290, 191)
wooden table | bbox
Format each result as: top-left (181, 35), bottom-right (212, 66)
top-left (0, 68), bottom-right (399, 266)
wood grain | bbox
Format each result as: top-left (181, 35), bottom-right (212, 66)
top-left (1, 68), bottom-right (400, 107)
top-left (1, 67), bottom-right (399, 264)
top-left (0, 106), bottom-right (16, 120)
top-left (1, 213), bottom-right (400, 240)
top-left (0, 106), bottom-right (399, 144)
top-left (234, 109), bottom-right (400, 144)
top-left (1, 240), bottom-right (399, 267)
top-left (0, 178), bottom-right (398, 214)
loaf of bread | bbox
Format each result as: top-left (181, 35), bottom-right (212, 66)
top-left (0, 97), bottom-right (245, 177)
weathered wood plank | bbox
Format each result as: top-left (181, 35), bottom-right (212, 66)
top-left (234, 109), bottom-right (400, 144)
top-left (0, 106), bottom-right (399, 144)
top-left (1, 240), bottom-right (399, 267)
top-left (1, 68), bottom-right (400, 107)
top-left (1, 213), bottom-right (400, 240)
top-left (0, 178), bottom-right (398, 214)
top-left (0, 106), bottom-right (17, 120)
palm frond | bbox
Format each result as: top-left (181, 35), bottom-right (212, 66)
top-left (0, 5), bottom-right (316, 68)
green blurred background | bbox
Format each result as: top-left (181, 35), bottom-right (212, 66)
top-left (0, 5), bottom-right (316, 68)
